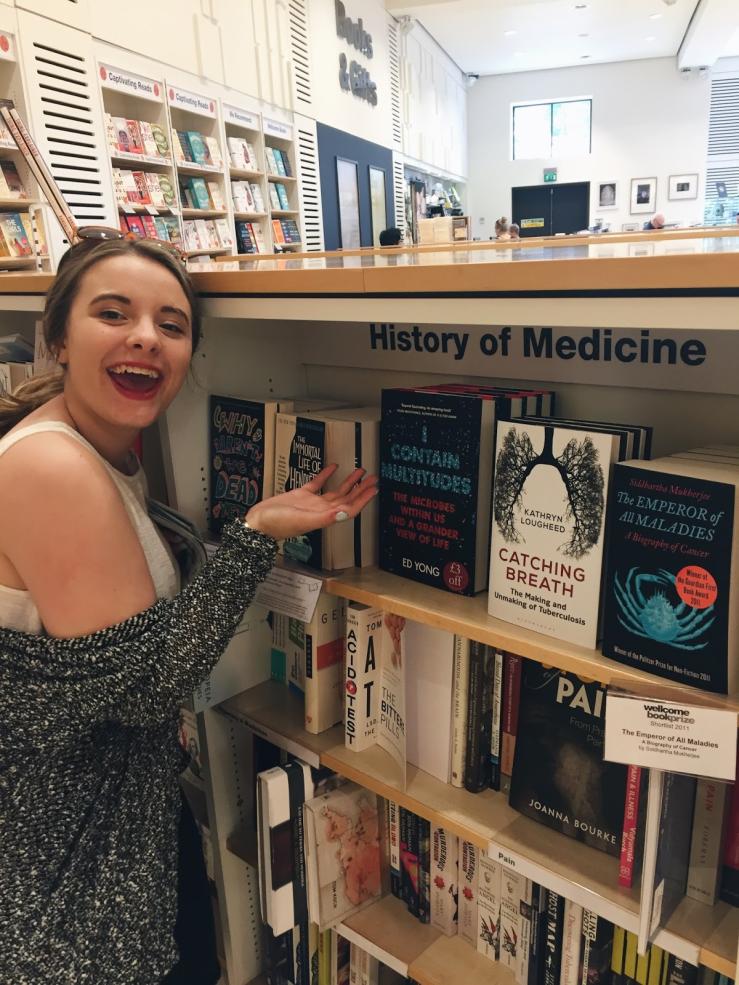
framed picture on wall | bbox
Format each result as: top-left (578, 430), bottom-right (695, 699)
top-left (336, 157), bottom-right (361, 250)
top-left (668, 173), bottom-right (698, 200)
top-left (369, 166), bottom-right (387, 247)
top-left (630, 177), bottom-right (657, 214)
top-left (597, 181), bottom-right (617, 210)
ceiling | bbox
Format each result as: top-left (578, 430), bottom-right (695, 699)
top-left (386, 0), bottom-right (739, 76)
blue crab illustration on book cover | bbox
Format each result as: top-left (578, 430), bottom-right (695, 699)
top-left (602, 464), bottom-right (734, 693)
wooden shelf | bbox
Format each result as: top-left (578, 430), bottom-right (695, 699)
top-left (0, 255), bottom-right (40, 270)
top-left (218, 679), bottom-right (340, 769)
top-left (230, 167), bottom-right (264, 180)
top-left (233, 211), bottom-right (268, 221)
top-left (0, 197), bottom-right (36, 209)
top-left (408, 932), bottom-right (515, 985)
top-left (176, 161), bottom-right (224, 177)
top-left (185, 247), bottom-right (231, 258)
top-left (271, 208), bottom-right (299, 217)
top-left (181, 207), bottom-right (229, 219)
top-left (110, 152), bottom-right (173, 169)
top-left (326, 568), bottom-right (739, 712)
top-left (118, 204), bottom-right (178, 215)
top-left (267, 174), bottom-right (297, 183)
top-left (338, 896), bottom-right (440, 977)
top-left (226, 825), bottom-right (258, 869)
top-left (665, 897), bottom-right (739, 976)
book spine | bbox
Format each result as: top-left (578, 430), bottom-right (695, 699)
top-left (560, 899), bottom-right (583, 985)
top-left (399, 808), bottom-right (410, 907)
top-left (315, 925), bottom-right (325, 985)
top-left (458, 840), bottom-right (479, 947)
top-left (406, 811), bottom-right (421, 919)
top-left (528, 885), bottom-right (547, 985)
top-left (719, 772), bottom-right (739, 906)
top-left (543, 891), bottom-right (564, 985)
top-left (489, 648), bottom-right (504, 791)
top-left (499, 867), bottom-right (523, 973)
top-left (687, 779), bottom-right (728, 905)
top-left (476, 854), bottom-right (501, 962)
top-left (388, 799), bottom-right (401, 898)
top-left (348, 944), bottom-right (360, 985)
top-left (464, 642), bottom-right (489, 792)
top-left (304, 596), bottom-right (345, 735)
top-left (418, 816), bottom-right (431, 924)
top-left (501, 653), bottom-right (522, 796)
top-left (450, 635), bottom-right (470, 787)
top-left (430, 825), bottom-right (459, 937)
top-left (518, 879), bottom-right (532, 985)
top-left (344, 605), bottom-right (382, 751)
top-left (619, 765), bottom-right (643, 887)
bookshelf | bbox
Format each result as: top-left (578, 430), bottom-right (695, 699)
top-left (222, 102), bottom-right (270, 257)
top-left (262, 115), bottom-right (303, 252)
top-left (98, 62), bottom-right (181, 247)
top-left (166, 83), bottom-right (231, 260)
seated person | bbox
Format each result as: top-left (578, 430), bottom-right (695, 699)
top-left (495, 216), bottom-right (511, 241)
top-left (643, 212), bottom-right (665, 230)
top-left (379, 227), bottom-right (402, 247)
top-left (509, 223), bottom-right (520, 241)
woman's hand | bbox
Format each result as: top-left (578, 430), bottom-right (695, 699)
top-left (244, 465), bottom-right (378, 541)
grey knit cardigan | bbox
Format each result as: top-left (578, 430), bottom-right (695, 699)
top-left (0, 519), bottom-right (277, 985)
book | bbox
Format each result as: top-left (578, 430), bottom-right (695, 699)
top-left (664, 957), bottom-right (700, 985)
top-left (618, 765), bottom-right (646, 889)
top-left (0, 160), bottom-right (27, 199)
top-left (490, 649), bottom-right (504, 791)
top-left (276, 182), bottom-right (290, 210)
top-left (132, 171), bottom-right (151, 204)
top-left (477, 854), bottom-right (501, 961)
top-left (344, 603), bottom-right (382, 752)
top-left (404, 620), bottom-right (455, 783)
top-left (304, 592), bottom-right (346, 734)
top-left (602, 458), bottom-right (738, 694)
top-left (251, 183), bottom-right (266, 211)
top-left (543, 891), bottom-right (565, 985)
top-left (104, 112), bottom-right (118, 151)
top-left (214, 217), bottom-right (233, 248)
top-left (499, 867), bottom-right (525, 974)
top-left (330, 930), bottom-right (350, 985)
top-left (509, 661), bottom-right (627, 857)
top-left (687, 779), bottom-right (729, 905)
top-left (464, 641), bottom-right (494, 792)
top-left (205, 135), bottom-right (223, 167)
top-left (269, 183), bottom-right (282, 211)
top-left (560, 899), bottom-right (583, 985)
top-left (518, 878), bottom-right (533, 985)
top-left (388, 800), bottom-right (401, 898)
top-left (125, 215), bottom-right (146, 238)
top-left (273, 148), bottom-right (287, 176)
top-left (227, 136), bottom-right (248, 168)
top-left (141, 215), bottom-right (158, 238)
top-left (379, 388), bottom-right (505, 595)
top-left (144, 173), bottom-right (166, 209)
top-left (0, 213), bottom-right (32, 256)
top-left (125, 119), bottom-right (144, 154)
top-left (189, 177), bottom-right (212, 210)
top-left (256, 759), bottom-right (314, 935)
top-left (138, 121), bottom-right (159, 158)
top-left (208, 181), bottom-right (225, 210)
top-left (458, 841), bottom-right (479, 946)
top-left (430, 825), bottom-right (458, 936)
top-left (150, 123), bottom-right (170, 158)
top-left (404, 811), bottom-right (421, 918)
top-left (500, 652), bottom-right (522, 796)
top-left (266, 146), bottom-right (279, 174)
top-left (719, 752), bottom-right (739, 905)
top-left (271, 612), bottom-right (305, 692)
top-left (209, 394), bottom-right (278, 534)
top-left (418, 816), bottom-right (431, 923)
top-left (579, 911), bottom-right (614, 985)
top-left (187, 130), bottom-right (212, 166)
top-left (304, 783), bottom-right (381, 928)
top-left (489, 420), bottom-right (621, 648)
top-left (281, 149), bottom-right (293, 176)
top-left (236, 220), bottom-right (256, 254)
top-left (528, 885), bottom-right (548, 985)
top-left (450, 635), bottom-right (470, 788)
top-left (175, 129), bottom-right (193, 162)
top-left (158, 175), bottom-right (176, 206)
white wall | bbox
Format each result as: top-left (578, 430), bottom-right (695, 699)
top-left (467, 58), bottom-right (711, 238)
top-left (308, 0), bottom-right (395, 148)
top-left (401, 20), bottom-right (467, 179)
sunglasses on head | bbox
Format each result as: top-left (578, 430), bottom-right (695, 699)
top-left (72, 226), bottom-right (186, 265)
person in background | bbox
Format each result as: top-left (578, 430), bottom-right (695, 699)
top-left (379, 227), bottom-right (403, 247)
top-left (643, 212), bottom-right (665, 230)
top-left (509, 223), bottom-right (521, 241)
top-left (495, 216), bottom-right (511, 241)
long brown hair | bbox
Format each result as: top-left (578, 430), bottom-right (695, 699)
top-left (0, 238), bottom-right (201, 437)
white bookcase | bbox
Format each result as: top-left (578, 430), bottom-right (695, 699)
top-left (262, 115), bottom-right (303, 252)
top-left (97, 62), bottom-right (181, 246)
top-left (222, 102), bottom-right (270, 256)
top-left (166, 83), bottom-right (231, 261)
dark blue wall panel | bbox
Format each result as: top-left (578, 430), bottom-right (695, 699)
top-left (317, 122), bottom-right (395, 250)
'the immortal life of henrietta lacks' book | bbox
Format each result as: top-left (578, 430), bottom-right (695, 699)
top-left (509, 661), bottom-right (628, 857)
top-left (489, 421), bottom-right (620, 649)
top-left (602, 458), bottom-right (738, 694)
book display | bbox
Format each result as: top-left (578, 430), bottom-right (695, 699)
top-left (222, 102), bottom-right (271, 256)
top-left (263, 116), bottom-right (303, 251)
top-left (98, 63), bottom-right (182, 249)
top-left (167, 84), bottom-right (231, 259)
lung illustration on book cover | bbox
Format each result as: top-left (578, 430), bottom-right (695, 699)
top-left (490, 423), bottom-right (610, 648)
top-left (509, 661), bottom-right (627, 857)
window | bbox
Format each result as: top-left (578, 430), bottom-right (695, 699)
top-left (512, 99), bottom-right (592, 160)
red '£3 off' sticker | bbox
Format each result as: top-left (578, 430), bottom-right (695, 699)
top-left (675, 565), bottom-right (717, 609)
top-left (443, 561), bottom-right (469, 593)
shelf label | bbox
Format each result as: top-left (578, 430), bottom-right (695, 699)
top-left (254, 565), bottom-right (323, 623)
top-left (263, 116), bottom-right (292, 140)
top-left (167, 84), bottom-right (216, 118)
top-left (99, 64), bottom-right (161, 102)
top-left (604, 691), bottom-right (737, 780)
top-left (0, 33), bottom-right (16, 63)
top-left (224, 104), bottom-right (259, 130)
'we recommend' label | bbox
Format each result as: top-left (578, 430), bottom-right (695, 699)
top-left (604, 692), bottom-right (737, 780)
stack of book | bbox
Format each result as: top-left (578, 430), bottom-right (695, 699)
top-left (0, 160), bottom-right (28, 199)
top-left (118, 213), bottom-right (181, 244)
top-left (227, 135), bottom-right (261, 172)
top-left (235, 219), bottom-right (267, 254)
top-left (112, 168), bottom-right (176, 209)
top-left (232, 179), bottom-right (265, 213)
top-left (273, 217), bottom-right (301, 245)
top-left (181, 217), bottom-right (232, 253)
top-left (105, 114), bottom-right (171, 159)
top-left (265, 145), bottom-right (292, 177)
top-left (269, 181), bottom-right (291, 211)
top-left (0, 211), bottom-right (33, 258)
top-left (171, 128), bottom-right (223, 169)
top-left (179, 176), bottom-right (225, 211)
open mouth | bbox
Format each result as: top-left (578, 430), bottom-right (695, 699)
top-left (107, 364), bottom-right (163, 400)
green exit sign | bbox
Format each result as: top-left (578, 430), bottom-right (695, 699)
top-left (543, 168), bottom-right (558, 183)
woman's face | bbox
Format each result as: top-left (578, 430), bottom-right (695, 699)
top-left (57, 254), bottom-right (193, 433)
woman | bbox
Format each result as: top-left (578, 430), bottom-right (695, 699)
top-left (0, 238), bottom-right (377, 985)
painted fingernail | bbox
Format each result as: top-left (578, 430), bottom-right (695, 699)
top-left (336, 511), bottom-right (349, 521)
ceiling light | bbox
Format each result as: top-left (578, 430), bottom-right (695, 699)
top-left (649, 12), bottom-right (662, 18)
top-left (578, 32), bottom-right (589, 37)
top-left (645, 35), bottom-right (656, 40)
top-left (504, 29), bottom-right (517, 37)
top-left (581, 54), bottom-right (590, 59)
top-left (574, 3), bottom-right (588, 9)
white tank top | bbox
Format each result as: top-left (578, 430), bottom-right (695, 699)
top-left (0, 421), bottom-right (180, 634)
